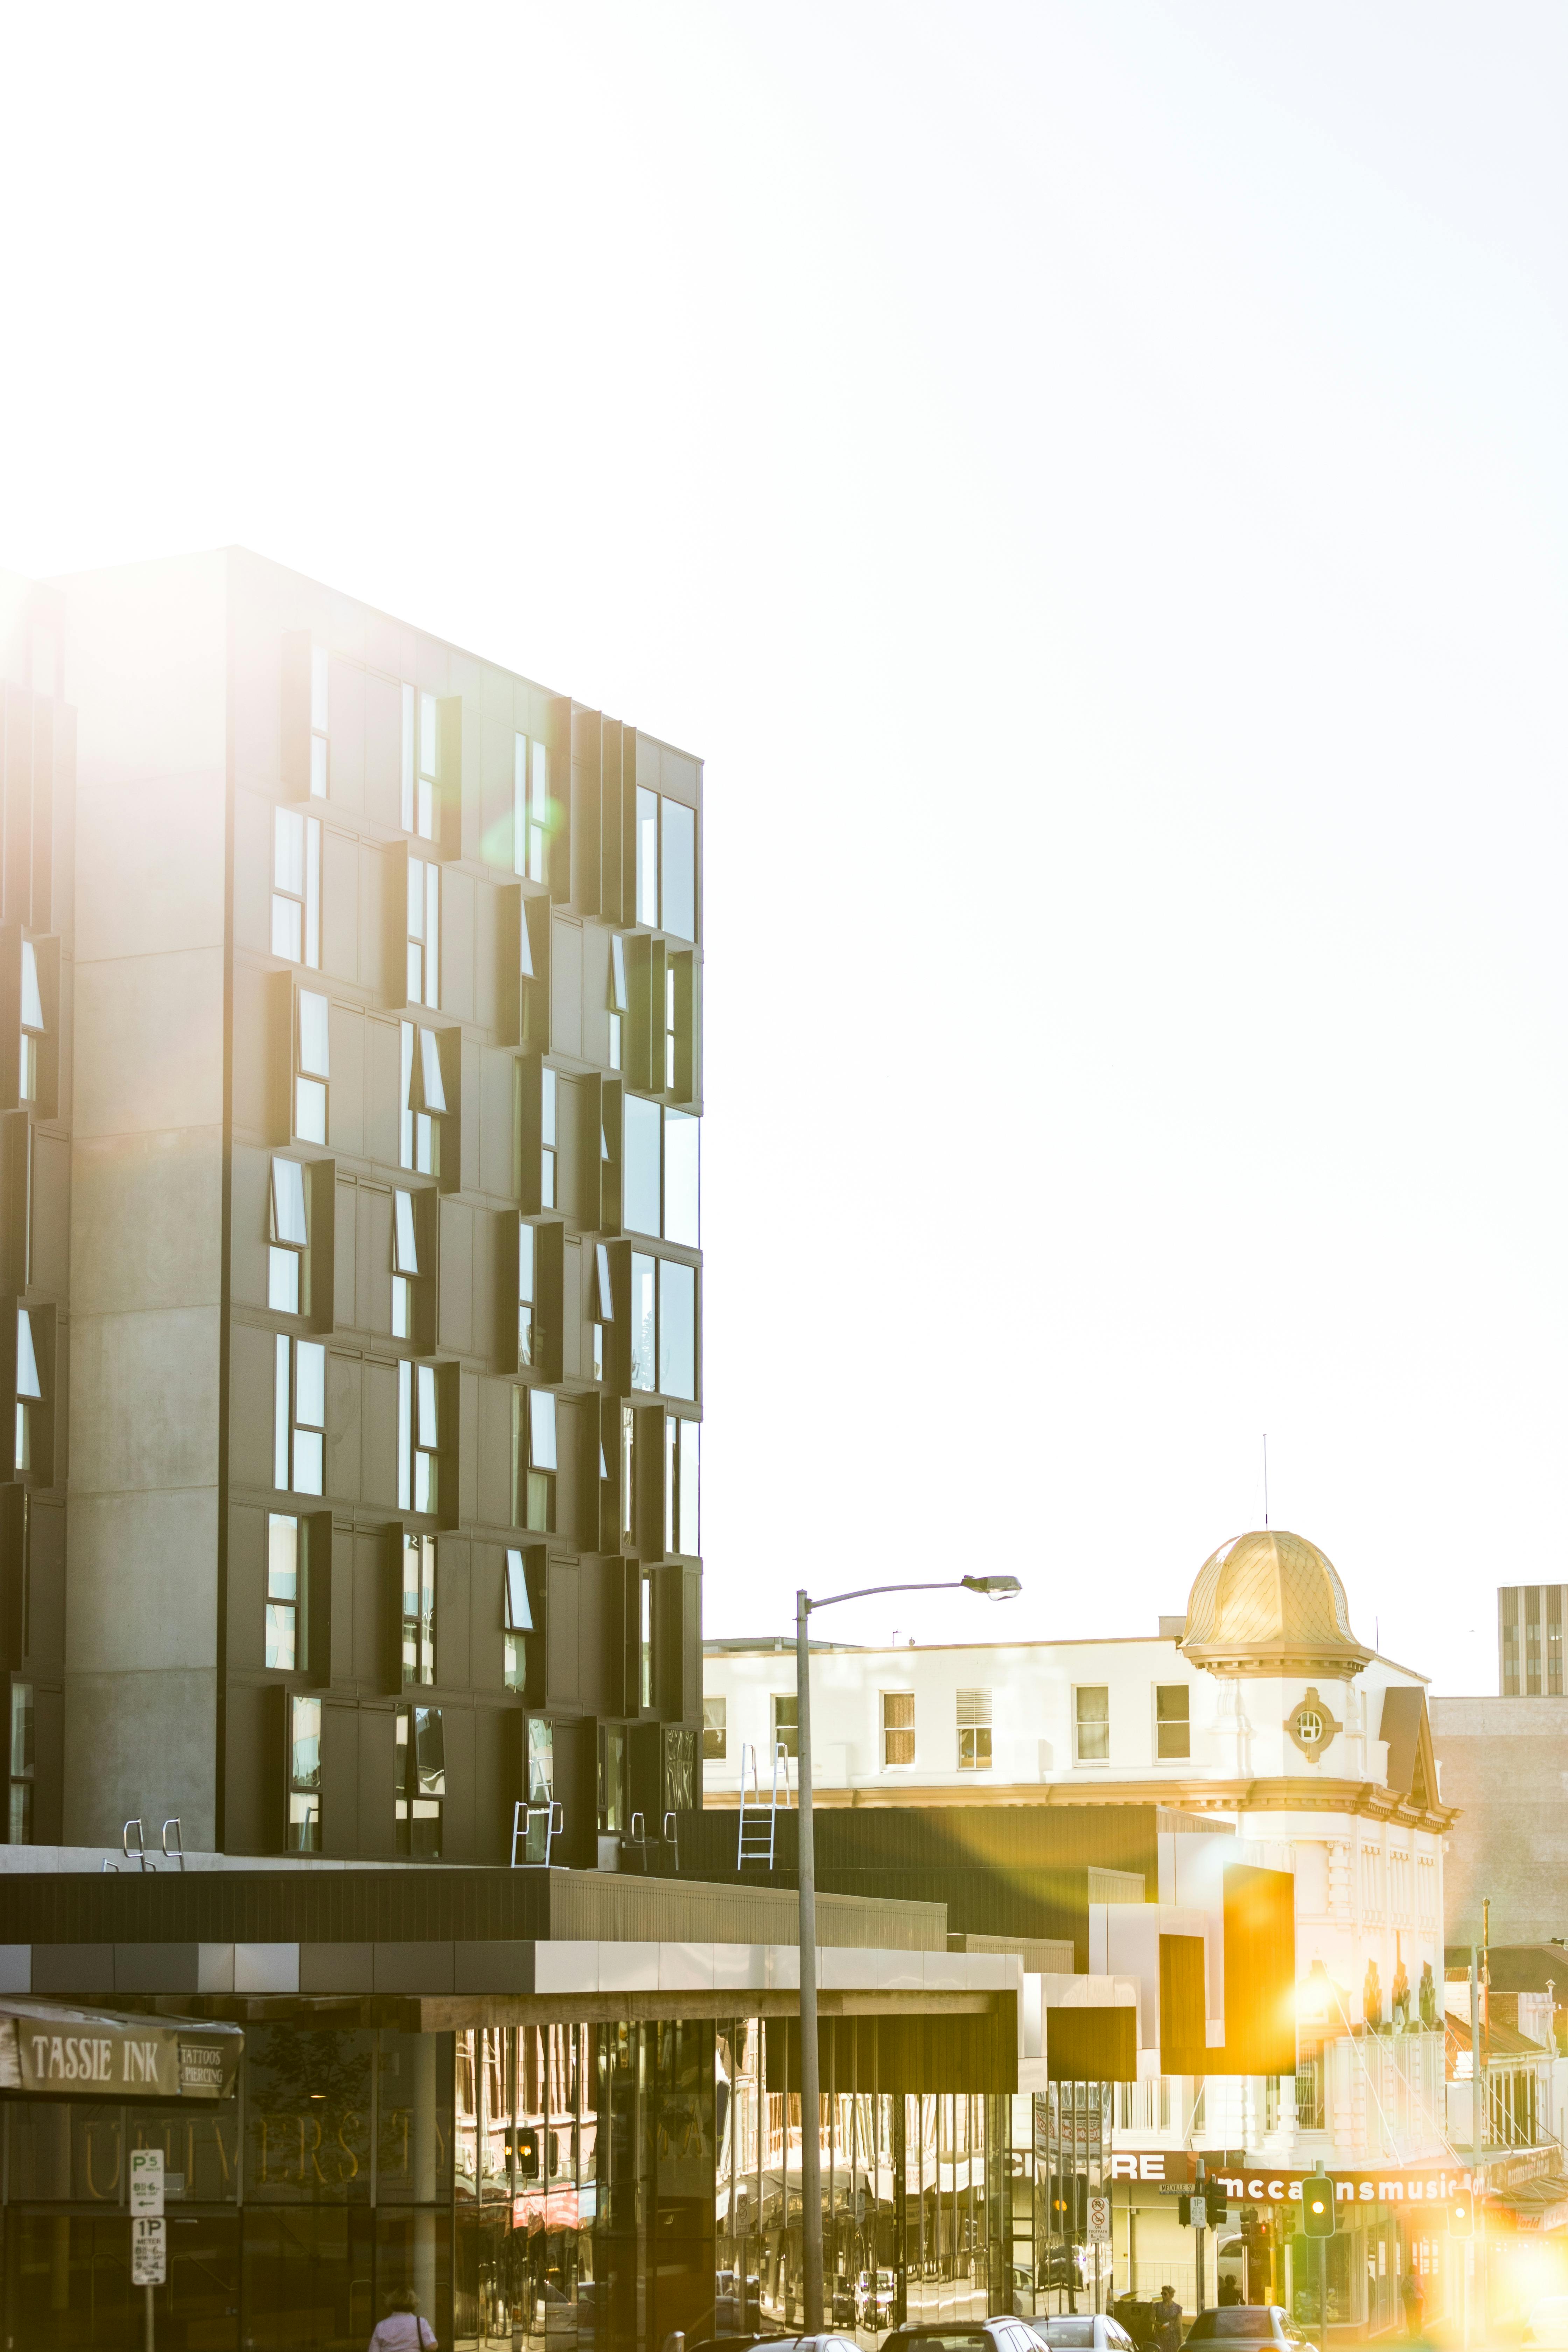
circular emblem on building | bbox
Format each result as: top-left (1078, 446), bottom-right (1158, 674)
top-left (1285, 1685), bottom-right (1343, 1760)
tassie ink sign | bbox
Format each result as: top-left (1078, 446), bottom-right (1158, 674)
top-left (0, 2001), bottom-right (241, 2100)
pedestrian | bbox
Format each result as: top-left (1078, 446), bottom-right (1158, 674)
top-left (1153, 2283), bottom-right (1183, 2352)
top-left (1400, 2267), bottom-right (1425, 2341)
top-left (368, 2287), bottom-right (438, 2350)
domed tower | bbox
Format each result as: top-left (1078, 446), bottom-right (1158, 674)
top-left (1181, 1529), bottom-right (1373, 1680)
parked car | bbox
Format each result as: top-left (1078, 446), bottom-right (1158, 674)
top-left (882, 2323), bottom-right (1054, 2352)
top-left (1183, 2311), bottom-right (1312, 2347)
top-left (856, 2270), bottom-right (899, 2330)
top-left (1525, 2302), bottom-right (1568, 2348)
top-left (1033, 2319), bottom-right (1137, 2350)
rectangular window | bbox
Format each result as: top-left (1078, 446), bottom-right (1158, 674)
top-left (270, 1156), bottom-right (308, 1314)
top-left (19, 939), bottom-right (43, 1103)
top-left (295, 988), bottom-right (330, 1146)
top-left (517, 1220), bottom-right (537, 1368)
top-left (266, 1513), bottom-right (305, 1672)
top-left (272, 807), bottom-right (321, 968)
top-left (624, 1098), bottom-right (700, 1244)
top-left (540, 1066), bottom-right (556, 1209)
top-left (392, 1187), bottom-right (419, 1339)
top-left (401, 686), bottom-right (439, 840)
top-left (397, 1359), bottom-right (440, 1514)
top-left (275, 1336), bottom-right (325, 1497)
top-left (658, 1259), bottom-right (696, 1400)
top-left (400, 1021), bottom-right (444, 1176)
top-left (1155, 1684), bottom-right (1190, 1759)
top-left (310, 645), bottom-right (329, 797)
top-left (660, 800), bottom-right (695, 942)
top-left (703, 1693), bottom-right (726, 1762)
top-left (640, 1573), bottom-right (653, 1709)
top-left (288, 1694), bottom-right (321, 1852)
top-left (406, 854), bottom-right (440, 1010)
top-left (592, 1241), bottom-right (613, 1383)
top-left (9, 1680), bottom-right (34, 1844)
top-left (630, 1253), bottom-right (656, 1392)
top-left (957, 1688), bottom-right (992, 1771)
top-left (396, 1702), bottom-right (444, 1856)
top-left (1074, 1685), bottom-right (1110, 1764)
top-left (771, 1692), bottom-right (797, 1760)
top-left (401, 1532), bottom-right (436, 1687)
top-left (624, 1094), bottom-right (661, 1236)
top-left (665, 966), bottom-right (677, 1091)
top-left (608, 934), bottom-right (627, 1071)
top-left (636, 786), bottom-right (659, 927)
top-left (504, 1547), bottom-right (532, 1692)
top-left (882, 1690), bottom-right (915, 1769)
top-left (598, 1722), bottom-right (625, 1833)
top-left (525, 1387), bottom-right (556, 1534)
top-left (14, 1308), bottom-right (41, 1475)
top-left (514, 734), bottom-right (549, 883)
top-left (620, 1404), bottom-right (635, 1544)
top-left (664, 1109), bottom-right (700, 1245)
top-left (678, 1418), bottom-right (699, 1556)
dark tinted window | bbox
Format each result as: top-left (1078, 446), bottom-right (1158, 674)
top-left (1044, 2328), bottom-right (1097, 2347)
top-left (1186, 2317), bottom-right (1278, 2341)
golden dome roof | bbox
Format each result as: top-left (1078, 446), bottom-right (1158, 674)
top-left (1181, 1529), bottom-right (1373, 1679)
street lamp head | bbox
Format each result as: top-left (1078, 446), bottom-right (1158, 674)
top-left (961, 1574), bottom-right (1022, 1601)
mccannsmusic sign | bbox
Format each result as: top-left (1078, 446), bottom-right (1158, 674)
top-left (0, 2000), bottom-right (241, 2101)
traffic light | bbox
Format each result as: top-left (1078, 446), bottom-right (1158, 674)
top-left (1178, 2196), bottom-right (1191, 2226)
top-left (1449, 2192), bottom-right (1473, 2239)
top-left (1302, 2174), bottom-right (1337, 2237)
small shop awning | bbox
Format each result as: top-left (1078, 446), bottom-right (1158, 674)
top-left (1489, 2174), bottom-right (1568, 2234)
top-left (0, 1996), bottom-right (242, 2100)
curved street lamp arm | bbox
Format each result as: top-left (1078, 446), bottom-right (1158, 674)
top-left (803, 1578), bottom-right (966, 1615)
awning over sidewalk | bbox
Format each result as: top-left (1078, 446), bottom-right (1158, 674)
top-left (1488, 2172), bottom-right (1568, 2234)
top-left (0, 1996), bottom-right (242, 2100)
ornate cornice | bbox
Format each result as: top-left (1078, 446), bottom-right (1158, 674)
top-left (705, 1775), bottom-right (1457, 1832)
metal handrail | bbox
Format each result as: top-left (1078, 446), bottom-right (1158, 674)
top-left (510, 1798), bottom-right (564, 1869)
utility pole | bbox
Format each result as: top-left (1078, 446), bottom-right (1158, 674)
top-left (796, 1587), bottom-right (821, 2335)
top-left (1194, 2154), bottom-right (1206, 2318)
top-left (1470, 1944), bottom-right (1482, 2351)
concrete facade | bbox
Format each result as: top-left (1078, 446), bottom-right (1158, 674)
top-left (1429, 1693), bottom-right (1568, 1948)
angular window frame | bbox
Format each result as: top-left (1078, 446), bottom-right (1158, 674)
top-left (956, 1687), bottom-right (992, 1772)
top-left (272, 807), bottom-right (322, 970)
top-left (288, 1692), bottom-right (321, 1853)
top-left (1155, 1682), bottom-right (1191, 1761)
top-left (1074, 1684), bottom-right (1111, 1765)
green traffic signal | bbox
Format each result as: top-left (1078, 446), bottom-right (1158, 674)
top-left (1302, 2175), bottom-right (1337, 2238)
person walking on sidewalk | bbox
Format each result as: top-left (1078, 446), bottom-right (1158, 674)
top-left (368, 2288), bottom-right (437, 2350)
top-left (1400, 2267), bottom-right (1426, 2341)
top-left (1153, 2284), bottom-right (1184, 2352)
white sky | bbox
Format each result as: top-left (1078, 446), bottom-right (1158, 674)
top-left (2, 4), bottom-right (1563, 1695)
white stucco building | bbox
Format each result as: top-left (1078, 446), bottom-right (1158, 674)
top-left (706, 1530), bottom-right (1470, 2325)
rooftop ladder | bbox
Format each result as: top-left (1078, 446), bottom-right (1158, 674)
top-left (736, 1741), bottom-right (791, 1871)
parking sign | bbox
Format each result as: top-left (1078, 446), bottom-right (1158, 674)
top-left (1088, 2195), bottom-right (1111, 2243)
top-left (130, 2149), bottom-right (164, 2218)
top-left (132, 2218), bottom-right (167, 2286)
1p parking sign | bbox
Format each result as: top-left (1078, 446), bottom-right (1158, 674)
top-left (132, 2217), bottom-right (167, 2286)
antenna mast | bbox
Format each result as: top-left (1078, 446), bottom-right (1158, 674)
top-left (1263, 1433), bottom-right (1269, 1527)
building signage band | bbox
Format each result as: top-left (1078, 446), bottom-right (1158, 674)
top-left (1112, 2152), bottom-right (1476, 2202)
top-left (0, 2009), bottom-right (240, 2101)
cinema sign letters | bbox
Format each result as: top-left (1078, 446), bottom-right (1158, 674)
top-left (0, 2001), bottom-right (241, 2100)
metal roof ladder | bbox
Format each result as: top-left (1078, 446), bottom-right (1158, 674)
top-left (736, 1740), bottom-right (790, 1871)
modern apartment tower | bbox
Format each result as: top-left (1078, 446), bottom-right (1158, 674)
top-left (3, 548), bottom-right (704, 1859)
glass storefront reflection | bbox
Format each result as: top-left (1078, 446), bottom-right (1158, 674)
top-left (1, 2008), bottom-right (1071, 2350)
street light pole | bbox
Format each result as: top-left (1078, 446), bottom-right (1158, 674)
top-left (797, 1584), bottom-right (823, 2334)
top-left (794, 1572), bottom-right (1021, 2331)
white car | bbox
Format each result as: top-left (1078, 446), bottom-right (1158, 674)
top-left (1032, 2322), bottom-right (1137, 2351)
top-left (1525, 2300), bottom-right (1568, 2348)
